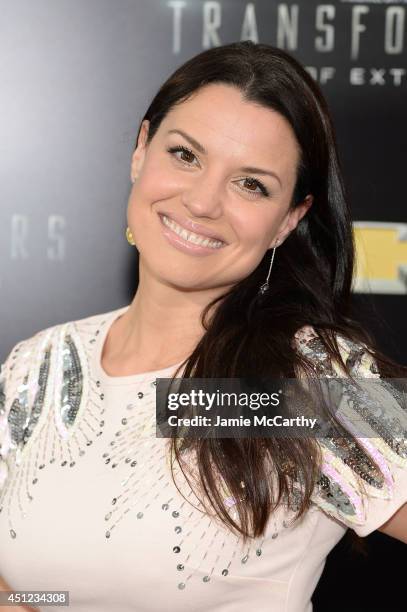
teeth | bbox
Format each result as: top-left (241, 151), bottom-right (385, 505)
top-left (161, 215), bottom-right (224, 249)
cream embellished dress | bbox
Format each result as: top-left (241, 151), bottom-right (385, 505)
top-left (0, 305), bottom-right (406, 612)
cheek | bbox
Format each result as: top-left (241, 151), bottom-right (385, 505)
top-left (127, 166), bottom-right (175, 232)
top-left (230, 207), bottom-right (283, 249)
top-left (133, 175), bottom-right (170, 207)
top-left (132, 155), bottom-right (183, 206)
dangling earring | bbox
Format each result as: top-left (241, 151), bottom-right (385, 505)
top-left (258, 239), bottom-right (280, 295)
top-left (126, 227), bottom-right (136, 246)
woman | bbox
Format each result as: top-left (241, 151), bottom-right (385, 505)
top-left (0, 41), bottom-right (406, 612)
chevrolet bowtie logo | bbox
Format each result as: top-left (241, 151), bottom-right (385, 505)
top-left (353, 222), bottom-right (407, 294)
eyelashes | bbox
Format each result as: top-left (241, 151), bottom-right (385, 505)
top-left (166, 145), bottom-right (271, 198)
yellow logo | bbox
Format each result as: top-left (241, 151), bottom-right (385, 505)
top-left (353, 222), bottom-right (407, 294)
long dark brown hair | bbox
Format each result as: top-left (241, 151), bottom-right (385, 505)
top-left (134, 41), bottom-right (407, 542)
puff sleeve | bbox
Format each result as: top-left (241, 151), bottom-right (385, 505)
top-left (294, 325), bottom-right (407, 537)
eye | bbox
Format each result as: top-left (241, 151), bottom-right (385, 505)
top-left (167, 145), bottom-right (198, 166)
top-left (167, 145), bottom-right (270, 198)
top-left (237, 177), bottom-right (270, 198)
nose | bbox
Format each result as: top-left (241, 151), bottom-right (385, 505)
top-left (181, 171), bottom-right (224, 219)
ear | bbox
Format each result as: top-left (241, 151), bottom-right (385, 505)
top-left (130, 120), bottom-right (150, 183)
top-left (268, 194), bottom-right (313, 249)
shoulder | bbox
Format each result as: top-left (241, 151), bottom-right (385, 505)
top-left (292, 324), bottom-right (380, 378)
top-left (1, 305), bottom-right (123, 374)
top-left (0, 308), bottom-right (110, 388)
top-left (0, 307), bottom-right (117, 459)
top-left (293, 324), bottom-right (407, 536)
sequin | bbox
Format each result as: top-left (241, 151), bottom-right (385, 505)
top-left (60, 336), bottom-right (83, 427)
top-left (8, 377), bottom-right (30, 446)
top-left (25, 347), bottom-right (51, 443)
top-left (294, 326), bottom-right (407, 527)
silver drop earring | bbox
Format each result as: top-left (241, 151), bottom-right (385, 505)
top-left (258, 239), bottom-right (279, 295)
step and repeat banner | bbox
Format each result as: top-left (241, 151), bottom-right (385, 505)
top-left (0, 1), bottom-right (406, 608)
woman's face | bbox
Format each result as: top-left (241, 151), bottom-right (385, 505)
top-left (127, 83), bottom-right (312, 291)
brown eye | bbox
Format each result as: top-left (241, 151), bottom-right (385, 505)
top-left (239, 177), bottom-right (269, 197)
top-left (244, 178), bottom-right (258, 191)
top-left (180, 149), bottom-right (195, 163)
top-left (167, 145), bottom-right (197, 166)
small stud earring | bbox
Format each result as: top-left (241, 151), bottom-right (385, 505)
top-left (126, 227), bottom-right (136, 246)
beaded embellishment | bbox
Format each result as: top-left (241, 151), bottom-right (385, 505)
top-left (0, 321), bottom-right (106, 539)
top-left (99, 377), bottom-right (293, 590)
top-left (294, 325), bottom-right (407, 526)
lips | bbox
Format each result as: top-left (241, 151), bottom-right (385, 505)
top-left (158, 211), bottom-right (228, 244)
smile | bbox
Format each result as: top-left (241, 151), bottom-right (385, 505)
top-left (159, 214), bottom-right (226, 249)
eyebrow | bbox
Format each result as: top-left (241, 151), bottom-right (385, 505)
top-left (167, 128), bottom-right (282, 187)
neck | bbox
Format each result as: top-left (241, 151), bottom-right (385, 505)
top-left (110, 267), bottom-right (230, 369)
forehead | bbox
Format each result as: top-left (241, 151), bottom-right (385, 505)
top-left (160, 83), bottom-right (300, 169)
